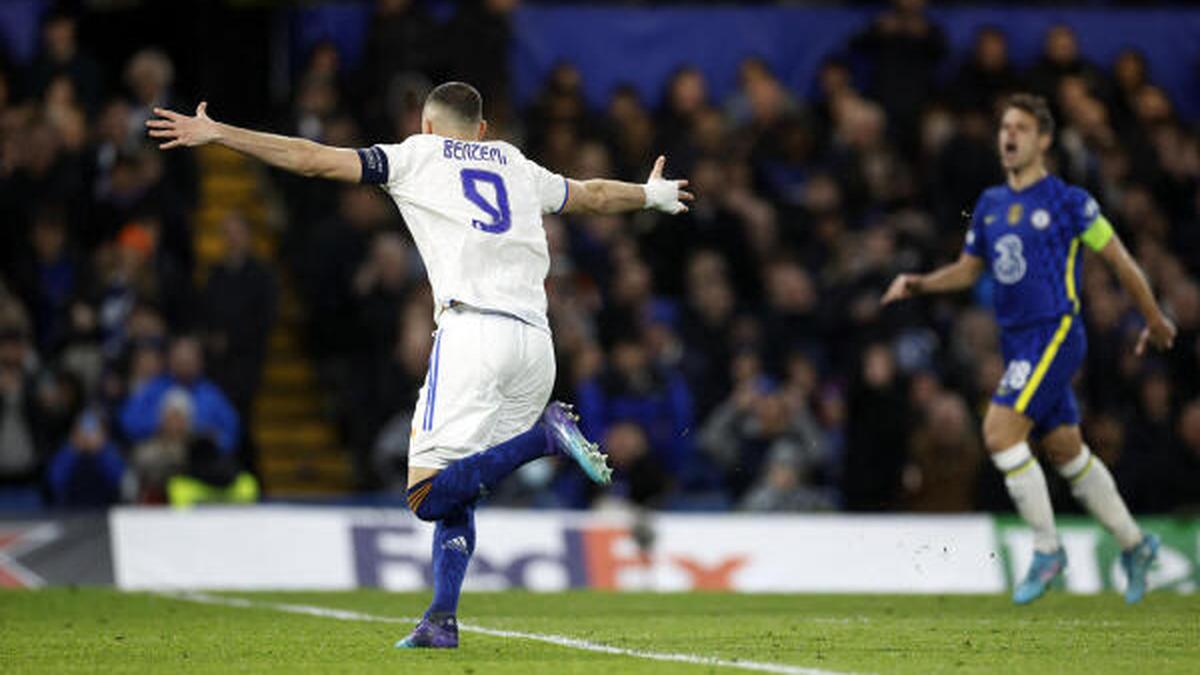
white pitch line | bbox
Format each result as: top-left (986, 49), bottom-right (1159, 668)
top-left (159, 591), bottom-right (864, 675)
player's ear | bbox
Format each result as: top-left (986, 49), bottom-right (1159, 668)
top-left (422, 118), bottom-right (433, 135)
top-left (1038, 133), bottom-right (1052, 152)
top-left (477, 119), bottom-right (488, 141)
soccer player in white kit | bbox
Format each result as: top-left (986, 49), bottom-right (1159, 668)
top-left (148, 82), bottom-right (691, 648)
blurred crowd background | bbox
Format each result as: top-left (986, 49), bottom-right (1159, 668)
top-left (1, 0), bottom-right (1198, 514)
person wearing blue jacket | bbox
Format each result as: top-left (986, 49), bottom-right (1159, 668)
top-left (47, 410), bottom-right (125, 507)
top-left (120, 335), bottom-right (239, 453)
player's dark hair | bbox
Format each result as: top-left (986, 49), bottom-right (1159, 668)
top-left (426, 81), bottom-right (483, 125)
top-left (1003, 93), bottom-right (1055, 137)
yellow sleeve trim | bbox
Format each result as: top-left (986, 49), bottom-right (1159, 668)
top-left (1081, 216), bottom-right (1114, 252)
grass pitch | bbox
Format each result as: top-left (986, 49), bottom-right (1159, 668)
top-left (1, 589), bottom-right (1197, 674)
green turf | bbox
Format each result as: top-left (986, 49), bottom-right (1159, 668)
top-left (1, 589), bottom-right (1197, 674)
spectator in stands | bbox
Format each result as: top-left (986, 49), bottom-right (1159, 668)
top-left (364, 0), bottom-right (440, 98)
top-left (26, 10), bottom-right (101, 113)
top-left (5, 205), bottom-right (80, 355)
top-left (352, 231), bottom-right (415, 358)
top-left (350, 235), bottom-right (415, 403)
top-left (92, 224), bottom-right (155, 358)
top-left (760, 257), bottom-right (822, 376)
top-left (443, 0), bottom-right (518, 125)
top-left (658, 67), bottom-right (710, 160)
top-left (301, 41), bottom-right (350, 104)
top-left (300, 185), bottom-right (389, 361)
top-left (842, 343), bottom-right (910, 511)
top-left (43, 73), bottom-right (88, 153)
top-left (850, 0), bottom-right (946, 152)
top-left (903, 393), bottom-right (983, 512)
top-left (703, 383), bottom-right (832, 507)
top-left (89, 99), bottom-right (136, 197)
top-left (34, 368), bottom-right (85, 456)
top-left (124, 48), bottom-right (171, 134)
top-left (370, 288), bottom-right (436, 490)
top-left (167, 436), bottom-right (258, 508)
top-left (724, 57), bottom-right (798, 135)
top-left (120, 335), bottom-right (239, 453)
top-left (123, 339), bottom-right (165, 419)
top-left (131, 387), bottom-right (193, 503)
top-left (932, 107), bottom-right (1005, 231)
top-left (1026, 25), bottom-right (1109, 108)
top-left (596, 421), bottom-right (672, 509)
top-left (123, 49), bottom-right (196, 210)
top-left (951, 27), bottom-right (1021, 113)
top-left (1165, 282), bottom-right (1200, 402)
top-left (345, 231), bottom-right (419, 480)
top-left (1171, 400), bottom-right (1200, 512)
top-left (123, 219), bottom-right (191, 328)
top-left (0, 304), bottom-right (47, 490)
top-left (45, 409), bottom-right (125, 507)
top-left (740, 445), bottom-right (835, 512)
top-left (200, 212), bottom-right (277, 471)
top-left (55, 300), bottom-right (104, 401)
top-left (1110, 49), bottom-right (1150, 136)
top-left (679, 251), bottom-right (737, 418)
top-left (4, 107), bottom-right (85, 229)
top-left (1117, 369), bottom-right (1177, 512)
top-left (274, 73), bottom-right (346, 243)
top-left (527, 63), bottom-right (590, 161)
top-left (577, 331), bottom-right (695, 477)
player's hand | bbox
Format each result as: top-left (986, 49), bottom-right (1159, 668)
top-left (643, 155), bottom-right (693, 215)
top-left (1135, 314), bottom-right (1176, 356)
top-left (881, 273), bottom-right (923, 305)
top-left (146, 101), bottom-right (220, 150)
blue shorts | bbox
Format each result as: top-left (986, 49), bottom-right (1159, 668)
top-left (993, 315), bottom-right (1086, 437)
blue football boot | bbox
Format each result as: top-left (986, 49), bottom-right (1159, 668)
top-left (1120, 533), bottom-right (1160, 604)
top-left (395, 616), bottom-right (458, 649)
top-left (1013, 548), bottom-right (1067, 605)
top-left (542, 402), bottom-right (612, 485)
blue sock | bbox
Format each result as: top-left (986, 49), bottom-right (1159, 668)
top-left (425, 505), bottom-right (475, 621)
top-left (407, 423), bottom-right (551, 521)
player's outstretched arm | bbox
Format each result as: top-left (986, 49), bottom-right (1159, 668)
top-left (146, 102), bottom-right (361, 182)
top-left (561, 155), bottom-right (693, 216)
top-left (881, 253), bottom-right (985, 305)
top-left (1095, 235), bottom-right (1176, 355)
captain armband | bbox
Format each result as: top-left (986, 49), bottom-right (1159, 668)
top-left (1080, 215), bottom-right (1114, 252)
top-left (356, 146), bottom-right (390, 185)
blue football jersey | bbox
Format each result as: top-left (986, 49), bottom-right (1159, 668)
top-left (963, 175), bottom-right (1114, 328)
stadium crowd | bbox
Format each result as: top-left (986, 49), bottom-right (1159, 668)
top-left (0, 10), bottom-right (268, 507)
top-left (1, 0), bottom-right (1199, 515)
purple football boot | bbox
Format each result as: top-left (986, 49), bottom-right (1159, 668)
top-left (542, 401), bottom-right (612, 485)
top-left (395, 616), bottom-right (459, 649)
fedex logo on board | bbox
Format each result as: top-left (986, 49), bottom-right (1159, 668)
top-left (351, 524), bottom-right (747, 591)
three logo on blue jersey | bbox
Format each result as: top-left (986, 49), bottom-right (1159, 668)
top-left (993, 234), bottom-right (1027, 284)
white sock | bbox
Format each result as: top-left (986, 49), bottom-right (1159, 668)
top-left (1057, 446), bottom-right (1143, 550)
top-left (992, 442), bottom-right (1059, 553)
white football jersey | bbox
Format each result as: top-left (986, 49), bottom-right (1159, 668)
top-left (366, 135), bottom-right (567, 332)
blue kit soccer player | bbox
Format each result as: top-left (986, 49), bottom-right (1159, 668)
top-left (883, 94), bottom-right (1176, 605)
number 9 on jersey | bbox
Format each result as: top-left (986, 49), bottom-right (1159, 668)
top-left (461, 168), bottom-right (512, 234)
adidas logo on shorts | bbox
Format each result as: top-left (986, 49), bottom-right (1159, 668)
top-left (444, 536), bottom-right (470, 554)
